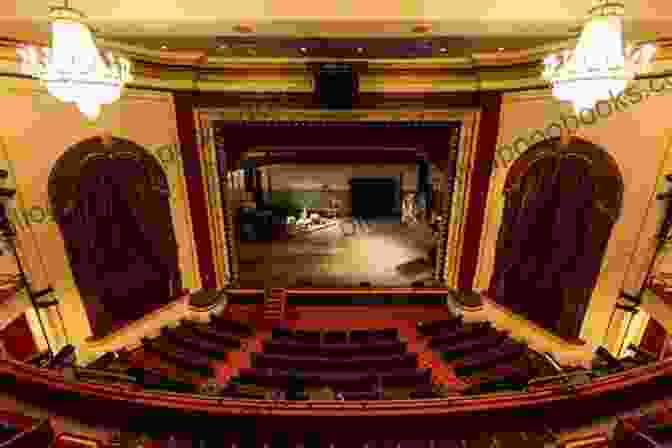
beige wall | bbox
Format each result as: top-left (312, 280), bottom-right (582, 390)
top-left (475, 80), bottom-right (672, 352)
top-left (0, 77), bottom-right (200, 355)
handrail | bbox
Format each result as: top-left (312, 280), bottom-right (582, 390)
top-left (0, 419), bottom-right (53, 448)
top-left (71, 367), bottom-right (136, 384)
top-left (2, 357), bottom-right (672, 417)
top-left (54, 432), bottom-right (102, 447)
top-left (226, 288), bottom-right (453, 295)
top-left (528, 370), bottom-right (595, 386)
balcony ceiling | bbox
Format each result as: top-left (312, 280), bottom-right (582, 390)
top-left (2, 1), bottom-right (671, 59)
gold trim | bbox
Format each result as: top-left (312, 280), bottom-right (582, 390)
top-left (196, 112), bottom-right (230, 288)
top-left (55, 434), bottom-right (101, 448)
top-left (449, 113), bottom-right (481, 287)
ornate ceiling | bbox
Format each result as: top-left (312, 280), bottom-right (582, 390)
top-left (2, 1), bottom-right (672, 92)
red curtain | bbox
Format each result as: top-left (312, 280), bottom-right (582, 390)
top-left (58, 155), bottom-right (180, 337)
top-left (0, 314), bottom-right (37, 361)
top-left (490, 155), bottom-right (614, 340)
top-left (640, 318), bottom-right (668, 358)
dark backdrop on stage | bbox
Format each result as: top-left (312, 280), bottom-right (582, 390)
top-left (350, 177), bottom-right (401, 220)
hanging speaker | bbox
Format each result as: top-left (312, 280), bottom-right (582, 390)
top-left (314, 63), bottom-right (358, 110)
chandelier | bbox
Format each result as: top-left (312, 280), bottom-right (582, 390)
top-left (542, 0), bottom-right (656, 112)
top-left (16, 1), bottom-right (132, 120)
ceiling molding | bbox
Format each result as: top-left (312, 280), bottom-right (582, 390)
top-left (3, 37), bottom-right (672, 93)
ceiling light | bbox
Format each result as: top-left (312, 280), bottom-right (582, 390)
top-left (16, 1), bottom-right (132, 120)
top-left (497, 47), bottom-right (504, 51)
top-left (233, 24), bottom-right (254, 33)
top-left (299, 47), bottom-right (307, 53)
top-left (160, 45), bottom-right (168, 50)
top-left (412, 24), bottom-right (432, 33)
top-left (542, 0), bottom-right (656, 112)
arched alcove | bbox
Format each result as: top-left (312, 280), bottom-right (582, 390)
top-left (48, 137), bottom-right (181, 338)
top-left (489, 137), bottom-right (623, 340)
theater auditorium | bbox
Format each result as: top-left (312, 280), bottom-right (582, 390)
top-left (3, 0), bottom-right (672, 446)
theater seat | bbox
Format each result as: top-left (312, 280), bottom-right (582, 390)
top-left (180, 320), bottom-right (242, 348)
top-left (272, 327), bottom-right (293, 340)
top-left (454, 341), bottom-right (526, 377)
top-left (428, 322), bottom-right (493, 348)
top-left (209, 314), bottom-right (254, 337)
top-left (141, 337), bottom-right (214, 376)
top-left (293, 329), bottom-right (322, 344)
top-left (161, 327), bottom-right (229, 359)
top-left (341, 390), bottom-right (379, 400)
top-left (126, 367), bottom-right (196, 393)
top-left (262, 339), bottom-right (408, 357)
top-left (350, 328), bottom-right (399, 343)
top-left (417, 317), bottom-right (463, 337)
top-left (410, 383), bottom-right (439, 399)
top-left (251, 352), bottom-right (418, 371)
top-left (437, 331), bottom-right (509, 361)
top-left (323, 331), bottom-right (348, 344)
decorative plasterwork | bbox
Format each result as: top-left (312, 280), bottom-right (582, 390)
top-left (2, 38), bottom-right (672, 93)
top-left (193, 108), bottom-right (479, 289)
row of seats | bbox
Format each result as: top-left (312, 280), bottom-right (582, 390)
top-left (125, 366), bottom-right (197, 393)
top-left (234, 367), bottom-right (431, 390)
top-left (209, 314), bottom-right (254, 337)
top-left (286, 294), bottom-right (448, 306)
top-left (438, 330), bottom-right (510, 362)
top-left (137, 315), bottom-right (253, 379)
top-left (419, 318), bottom-right (536, 392)
top-left (462, 364), bottom-right (531, 394)
top-left (224, 322), bottom-right (434, 400)
top-left (427, 322), bottom-right (493, 349)
top-left (181, 320), bottom-right (245, 348)
top-left (141, 336), bottom-right (215, 377)
top-left (454, 340), bottom-right (527, 377)
top-left (271, 327), bottom-right (399, 344)
top-left (251, 351), bottom-right (418, 371)
top-left (416, 316), bottom-right (463, 337)
top-left (161, 326), bottom-right (230, 360)
top-left (262, 339), bottom-right (408, 357)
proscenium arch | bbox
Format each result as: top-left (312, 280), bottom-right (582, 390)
top-left (490, 137), bottom-right (624, 341)
top-left (48, 136), bottom-right (181, 338)
top-left (212, 120), bottom-right (462, 288)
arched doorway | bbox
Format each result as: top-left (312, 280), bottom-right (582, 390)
top-left (49, 137), bottom-right (181, 338)
top-left (489, 137), bottom-right (623, 340)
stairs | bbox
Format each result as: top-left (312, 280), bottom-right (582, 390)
top-left (264, 288), bottom-right (286, 321)
top-left (398, 324), bottom-right (463, 389)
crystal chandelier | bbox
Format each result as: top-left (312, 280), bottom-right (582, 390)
top-left (542, 0), bottom-right (656, 112)
top-left (16, 1), bottom-right (132, 120)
